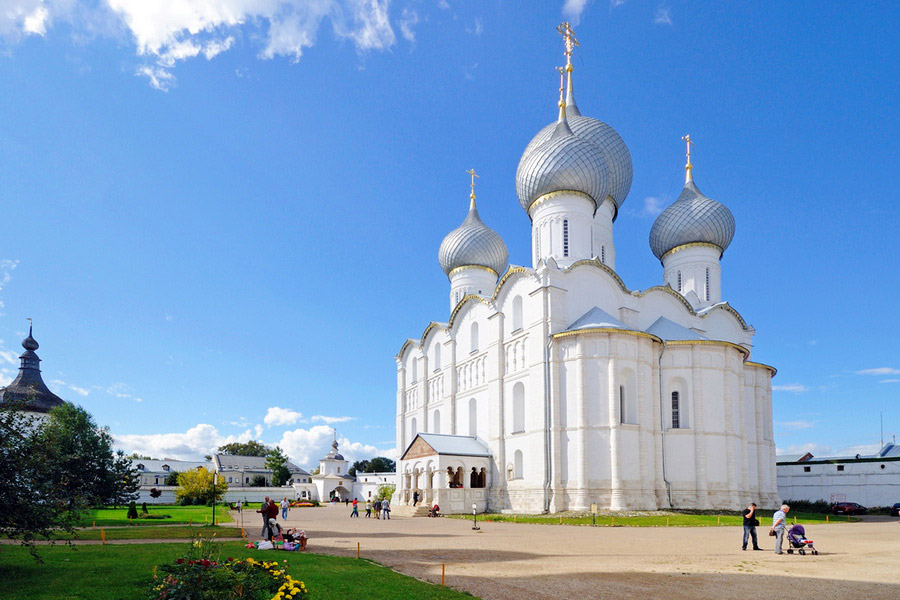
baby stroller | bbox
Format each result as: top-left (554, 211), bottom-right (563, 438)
top-left (786, 524), bottom-right (818, 555)
top-left (428, 504), bottom-right (441, 518)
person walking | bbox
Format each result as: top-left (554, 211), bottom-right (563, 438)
top-left (770, 504), bottom-right (790, 554)
top-left (351, 498), bottom-right (359, 518)
top-left (382, 497), bottom-right (391, 520)
top-left (365, 499), bottom-right (372, 518)
top-left (742, 502), bottom-right (762, 550)
top-left (373, 499), bottom-right (381, 519)
top-left (236, 499), bottom-right (242, 513)
top-left (412, 491), bottom-right (419, 506)
top-left (280, 497), bottom-right (290, 520)
top-left (256, 497), bottom-right (272, 539)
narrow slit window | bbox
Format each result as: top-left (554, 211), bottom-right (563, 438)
top-left (563, 220), bottom-right (569, 257)
top-left (671, 391), bottom-right (680, 429)
top-left (619, 385), bottom-right (625, 424)
top-left (601, 245), bottom-right (606, 264)
top-left (705, 268), bottom-right (710, 301)
top-left (677, 271), bottom-right (682, 292)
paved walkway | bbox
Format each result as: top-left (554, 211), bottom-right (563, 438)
top-left (230, 506), bottom-right (900, 600)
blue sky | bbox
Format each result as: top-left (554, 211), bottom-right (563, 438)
top-left (0, 1), bottom-right (897, 468)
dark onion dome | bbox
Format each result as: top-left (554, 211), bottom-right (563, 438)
top-left (517, 68), bottom-right (632, 216)
top-left (438, 197), bottom-right (509, 277)
top-left (0, 327), bottom-right (65, 413)
top-left (323, 439), bottom-right (344, 461)
top-left (649, 180), bottom-right (736, 261)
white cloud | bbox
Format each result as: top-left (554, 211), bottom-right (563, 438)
top-left (51, 379), bottom-right (91, 397)
top-left (398, 8), bottom-right (418, 43)
top-left (311, 415), bottom-right (354, 424)
top-left (277, 425), bottom-right (389, 468)
top-left (610, 0), bottom-right (627, 7)
top-left (465, 17), bottom-right (482, 36)
top-left (1, 1), bottom-right (398, 90)
top-left (640, 196), bottom-right (662, 217)
top-left (254, 424), bottom-right (264, 437)
top-left (0, 348), bottom-right (18, 365)
top-left (856, 367), bottom-right (900, 376)
top-left (653, 5), bottom-right (672, 26)
top-left (776, 420), bottom-right (815, 430)
top-left (115, 423), bottom-right (256, 460)
top-left (879, 378), bottom-right (900, 384)
top-left (437, 0), bottom-right (450, 9)
top-left (264, 406), bottom-right (304, 427)
top-left (772, 383), bottom-right (809, 393)
top-left (562, 0), bottom-right (591, 24)
top-left (0, 259), bottom-right (19, 312)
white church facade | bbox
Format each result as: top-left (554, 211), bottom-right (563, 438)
top-left (395, 25), bottom-right (778, 514)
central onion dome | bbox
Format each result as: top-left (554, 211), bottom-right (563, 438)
top-left (649, 179), bottom-right (736, 260)
top-left (438, 196), bottom-right (509, 277)
top-left (516, 64), bottom-right (632, 216)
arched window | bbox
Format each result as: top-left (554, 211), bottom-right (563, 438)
top-left (468, 397), bottom-right (478, 437)
top-left (433, 343), bottom-right (441, 370)
top-left (410, 417), bottom-right (418, 437)
top-left (512, 296), bottom-right (523, 331)
top-left (705, 268), bottom-right (711, 301)
top-left (411, 357), bottom-right (417, 383)
top-left (470, 322), bottom-right (479, 353)
top-left (514, 450), bottom-right (523, 479)
top-left (677, 271), bottom-right (682, 293)
top-left (512, 382), bottom-right (525, 433)
top-left (671, 391), bottom-right (680, 429)
top-left (432, 409), bottom-right (441, 434)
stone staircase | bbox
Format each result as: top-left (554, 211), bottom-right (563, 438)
top-left (391, 505), bottom-right (431, 517)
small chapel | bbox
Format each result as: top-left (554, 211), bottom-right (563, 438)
top-left (395, 24), bottom-right (778, 514)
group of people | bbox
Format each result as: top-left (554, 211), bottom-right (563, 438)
top-left (255, 496), bottom-right (307, 550)
top-left (347, 497), bottom-right (391, 519)
top-left (742, 502), bottom-right (816, 555)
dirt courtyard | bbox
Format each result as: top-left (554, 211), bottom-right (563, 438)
top-left (234, 506), bottom-right (900, 600)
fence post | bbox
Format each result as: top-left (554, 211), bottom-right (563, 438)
top-left (666, 517), bottom-right (670, 527)
top-left (100, 529), bottom-right (106, 545)
top-left (357, 542), bottom-right (360, 559)
top-left (717, 516), bottom-right (721, 526)
top-left (442, 563), bottom-right (445, 586)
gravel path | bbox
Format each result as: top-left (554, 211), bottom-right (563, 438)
top-left (230, 506), bottom-right (900, 600)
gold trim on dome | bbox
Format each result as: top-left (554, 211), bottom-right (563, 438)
top-left (665, 339), bottom-right (750, 359)
top-left (420, 321), bottom-right (449, 347)
top-left (552, 327), bottom-right (662, 343)
top-left (699, 302), bottom-right (750, 330)
top-left (746, 361), bottom-right (778, 377)
top-left (526, 189), bottom-right (596, 217)
top-left (634, 285), bottom-right (696, 314)
top-left (564, 257), bottom-right (629, 293)
top-left (448, 294), bottom-right (493, 327)
top-left (448, 265), bottom-right (499, 278)
top-left (659, 242), bottom-right (723, 263)
top-left (491, 267), bottom-right (529, 301)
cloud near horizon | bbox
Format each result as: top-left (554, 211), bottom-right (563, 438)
top-left (0, 0), bottom-right (398, 90)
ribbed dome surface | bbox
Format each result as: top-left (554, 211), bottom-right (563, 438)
top-left (438, 202), bottom-right (509, 276)
top-left (520, 106), bottom-right (632, 212)
top-left (516, 121), bottom-right (611, 214)
top-left (649, 181), bottom-right (736, 260)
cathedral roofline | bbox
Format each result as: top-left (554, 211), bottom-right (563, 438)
top-left (745, 361), bottom-right (778, 376)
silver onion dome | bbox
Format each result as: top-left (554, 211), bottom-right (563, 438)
top-left (438, 199), bottom-right (509, 277)
top-left (517, 72), bottom-right (632, 215)
top-left (516, 116), bottom-right (611, 215)
top-left (649, 180), bottom-right (736, 260)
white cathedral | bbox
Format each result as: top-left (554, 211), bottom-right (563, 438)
top-left (395, 26), bottom-right (778, 514)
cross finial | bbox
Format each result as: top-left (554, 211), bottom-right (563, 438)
top-left (26, 317), bottom-right (32, 335)
top-left (682, 134), bottom-right (694, 183)
top-left (466, 168), bottom-right (480, 208)
top-left (557, 22), bottom-right (578, 71)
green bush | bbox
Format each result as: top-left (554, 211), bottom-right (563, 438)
top-left (782, 499), bottom-right (832, 513)
top-left (127, 501), bottom-right (139, 520)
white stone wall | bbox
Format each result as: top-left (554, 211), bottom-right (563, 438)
top-left (778, 461), bottom-right (900, 507)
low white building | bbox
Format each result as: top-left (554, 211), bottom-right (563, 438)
top-left (777, 443), bottom-right (900, 507)
top-left (298, 439), bottom-right (397, 503)
top-left (398, 433), bottom-right (492, 512)
top-left (212, 454), bottom-right (311, 488)
top-left (135, 459), bottom-right (211, 487)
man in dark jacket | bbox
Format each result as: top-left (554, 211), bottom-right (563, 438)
top-left (742, 502), bottom-right (762, 550)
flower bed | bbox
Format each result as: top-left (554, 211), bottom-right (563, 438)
top-left (147, 535), bottom-right (308, 600)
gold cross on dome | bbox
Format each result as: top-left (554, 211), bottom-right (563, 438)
top-left (466, 168), bottom-right (479, 201)
top-left (682, 134), bottom-right (695, 182)
top-left (557, 22), bottom-right (579, 68)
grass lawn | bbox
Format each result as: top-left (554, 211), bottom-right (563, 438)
top-left (0, 542), bottom-right (477, 600)
top-left (449, 510), bottom-right (856, 527)
top-left (80, 505), bottom-right (232, 527)
top-left (62, 525), bottom-right (239, 541)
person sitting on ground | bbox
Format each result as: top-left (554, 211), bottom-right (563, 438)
top-left (298, 530), bottom-right (308, 551)
top-left (283, 528), bottom-right (298, 543)
top-left (429, 504), bottom-right (440, 517)
top-left (270, 519), bottom-right (283, 542)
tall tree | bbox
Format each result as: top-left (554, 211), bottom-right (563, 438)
top-left (217, 440), bottom-right (270, 456)
top-left (348, 460), bottom-right (369, 477)
top-left (175, 467), bottom-right (228, 505)
top-left (366, 457), bottom-right (396, 473)
top-left (103, 450), bottom-right (141, 508)
top-left (265, 446), bottom-right (292, 486)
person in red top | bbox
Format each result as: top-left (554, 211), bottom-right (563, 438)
top-left (351, 497), bottom-right (359, 518)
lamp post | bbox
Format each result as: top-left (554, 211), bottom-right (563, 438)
top-left (472, 503), bottom-right (480, 531)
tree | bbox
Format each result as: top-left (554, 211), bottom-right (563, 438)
top-left (1, 402), bottom-right (127, 560)
top-left (149, 488), bottom-right (162, 499)
top-left (348, 460), bottom-right (369, 477)
top-left (102, 450), bottom-right (140, 508)
top-left (127, 452), bottom-right (154, 460)
top-left (250, 475), bottom-right (267, 487)
top-left (165, 471), bottom-right (179, 486)
top-left (265, 446), bottom-right (292, 487)
top-left (217, 440), bottom-right (270, 457)
top-left (367, 457), bottom-right (396, 473)
top-left (375, 484), bottom-right (395, 502)
top-left (175, 467), bottom-right (228, 505)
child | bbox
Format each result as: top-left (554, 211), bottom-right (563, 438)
top-left (298, 530), bottom-right (308, 551)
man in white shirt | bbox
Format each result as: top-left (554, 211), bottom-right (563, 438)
top-left (770, 504), bottom-right (790, 554)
